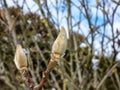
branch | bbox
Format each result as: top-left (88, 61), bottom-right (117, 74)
top-left (21, 68), bottom-right (35, 88)
top-left (34, 26), bottom-right (67, 90)
top-left (97, 62), bottom-right (120, 90)
top-left (34, 58), bottom-right (58, 90)
top-left (13, 26), bottom-right (67, 90)
top-left (14, 45), bottom-right (35, 89)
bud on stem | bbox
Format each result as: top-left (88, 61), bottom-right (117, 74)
top-left (14, 44), bottom-right (27, 71)
top-left (34, 26), bottom-right (67, 90)
top-left (14, 44), bottom-right (34, 88)
top-left (51, 26), bottom-right (67, 59)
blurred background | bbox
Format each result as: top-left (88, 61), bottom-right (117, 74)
top-left (0, 0), bottom-right (120, 90)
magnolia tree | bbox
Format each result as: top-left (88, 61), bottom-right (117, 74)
top-left (0, 0), bottom-right (120, 90)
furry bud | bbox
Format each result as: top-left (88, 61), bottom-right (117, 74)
top-left (14, 45), bottom-right (27, 70)
top-left (52, 26), bottom-right (67, 57)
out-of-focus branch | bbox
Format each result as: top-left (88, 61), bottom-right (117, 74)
top-left (0, 76), bottom-right (16, 90)
top-left (33, 0), bottom-right (54, 41)
top-left (3, 0), bottom-right (17, 46)
top-left (97, 62), bottom-right (120, 90)
top-left (111, 4), bottom-right (119, 61)
top-left (82, 0), bottom-right (94, 55)
top-left (101, 0), bottom-right (106, 55)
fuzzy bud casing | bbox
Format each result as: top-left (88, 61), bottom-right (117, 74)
top-left (52, 26), bottom-right (67, 58)
top-left (14, 45), bottom-right (27, 70)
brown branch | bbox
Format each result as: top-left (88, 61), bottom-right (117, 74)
top-left (34, 58), bottom-right (58, 90)
top-left (21, 68), bottom-right (35, 89)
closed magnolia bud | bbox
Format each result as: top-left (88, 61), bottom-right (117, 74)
top-left (52, 26), bottom-right (67, 57)
top-left (14, 44), bottom-right (27, 70)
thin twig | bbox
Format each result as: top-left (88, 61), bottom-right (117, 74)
top-left (3, 0), bottom-right (17, 46)
top-left (97, 62), bottom-right (120, 90)
top-left (21, 68), bottom-right (35, 89)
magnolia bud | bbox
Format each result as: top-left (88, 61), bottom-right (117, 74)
top-left (14, 45), bottom-right (27, 70)
top-left (52, 26), bottom-right (67, 57)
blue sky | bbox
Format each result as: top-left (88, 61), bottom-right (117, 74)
top-left (4, 0), bottom-right (120, 60)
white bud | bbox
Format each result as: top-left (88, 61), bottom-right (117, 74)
top-left (52, 26), bottom-right (67, 57)
top-left (14, 45), bottom-right (27, 70)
